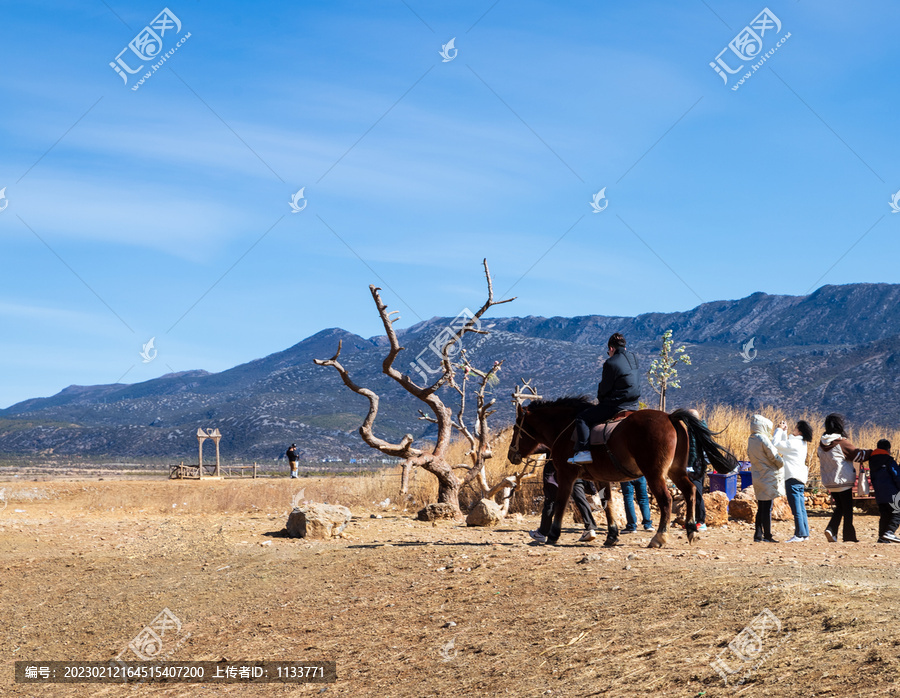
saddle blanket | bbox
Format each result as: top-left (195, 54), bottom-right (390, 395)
top-left (588, 412), bottom-right (632, 446)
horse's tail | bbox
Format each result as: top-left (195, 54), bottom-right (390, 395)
top-left (669, 409), bottom-right (738, 474)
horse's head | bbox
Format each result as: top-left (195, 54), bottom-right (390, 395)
top-left (508, 396), bottom-right (592, 465)
top-left (508, 403), bottom-right (540, 465)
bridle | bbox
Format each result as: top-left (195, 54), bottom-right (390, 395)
top-left (510, 408), bottom-right (541, 463)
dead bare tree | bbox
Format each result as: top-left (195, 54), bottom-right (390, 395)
top-left (314, 259), bottom-right (514, 513)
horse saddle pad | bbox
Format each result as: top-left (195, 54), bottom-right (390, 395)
top-left (589, 411), bottom-right (633, 446)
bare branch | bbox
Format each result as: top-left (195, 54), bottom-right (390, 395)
top-left (314, 340), bottom-right (422, 458)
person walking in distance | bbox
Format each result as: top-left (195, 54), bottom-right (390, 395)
top-left (286, 443), bottom-right (299, 479)
top-left (773, 418), bottom-right (813, 542)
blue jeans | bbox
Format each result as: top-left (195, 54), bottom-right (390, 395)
top-left (785, 478), bottom-right (809, 538)
top-left (621, 477), bottom-right (652, 530)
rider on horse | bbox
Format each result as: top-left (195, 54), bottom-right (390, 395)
top-left (568, 332), bottom-right (641, 465)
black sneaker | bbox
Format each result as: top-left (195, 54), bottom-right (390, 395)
top-left (621, 528), bottom-right (636, 535)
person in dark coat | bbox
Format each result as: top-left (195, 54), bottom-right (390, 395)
top-left (569, 333), bottom-right (641, 465)
top-left (286, 444), bottom-right (299, 479)
top-left (529, 454), bottom-right (603, 543)
top-left (868, 439), bottom-right (900, 543)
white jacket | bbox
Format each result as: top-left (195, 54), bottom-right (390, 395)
top-left (818, 433), bottom-right (862, 492)
top-left (773, 428), bottom-right (809, 484)
top-left (747, 415), bottom-right (785, 500)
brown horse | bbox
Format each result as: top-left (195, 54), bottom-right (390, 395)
top-left (508, 396), bottom-right (736, 548)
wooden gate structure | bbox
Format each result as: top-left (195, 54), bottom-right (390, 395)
top-left (169, 428), bottom-right (258, 479)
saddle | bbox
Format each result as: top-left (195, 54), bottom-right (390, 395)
top-left (589, 411), bottom-right (634, 446)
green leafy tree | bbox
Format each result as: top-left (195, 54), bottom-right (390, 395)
top-left (647, 329), bottom-right (691, 411)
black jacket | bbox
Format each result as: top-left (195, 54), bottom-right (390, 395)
top-left (868, 450), bottom-right (900, 504)
top-left (597, 348), bottom-right (641, 409)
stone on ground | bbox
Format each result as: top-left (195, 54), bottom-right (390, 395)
top-left (417, 502), bottom-right (459, 522)
top-left (286, 503), bottom-right (352, 539)
top-left (703, 491), bottom-right (730, 527)
top-left (466, 498), bottom-right (503, 527)
top-left (772, 496), bottom-right (792, 521)
top-left (728, 497), bottom-right (757, 523)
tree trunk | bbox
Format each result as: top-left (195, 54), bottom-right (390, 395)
top-left (425, 459), bottom-right (461, 509)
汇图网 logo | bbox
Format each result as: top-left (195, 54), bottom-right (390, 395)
top-left (439, 38), bottom-right (458, 63)
top-left (110, 8), bottom-right (191, 91)
top-left (590, 187), bottom-right (608, 213)
top-left (289, 188), bottom-right (307, 213)
top-left (740, 337), bottom-right (757, 363)
top-left (710, 8), bottom-right (790, 91)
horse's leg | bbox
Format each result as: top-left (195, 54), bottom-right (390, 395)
top-left (547, 467), bottom-right (577, 545)
top-left (599, 481), bottom-right (619, 547)
top-left (645, 476), bottom-right (672, 548)
top-left (670, 467), bottom-right (698, 544)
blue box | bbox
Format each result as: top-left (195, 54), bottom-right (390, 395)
top-left (709, 472), bottom-right (738, 500)
top-left (739, 471), bottom-right (753, 490)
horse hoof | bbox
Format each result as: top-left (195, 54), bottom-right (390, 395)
top-left (687, 531), bottom-right (696, 545)
top-left (648, 532), bottom-right (667, 548)
top-left (603, 538), bottom-right (618, 548)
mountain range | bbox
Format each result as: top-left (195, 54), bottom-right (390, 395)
top-left (3, 283), bottom-right (900, 463)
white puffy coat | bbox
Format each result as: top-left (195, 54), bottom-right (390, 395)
top-left (747, 415), bottom-right (785, 501)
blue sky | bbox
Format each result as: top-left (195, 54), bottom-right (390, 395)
top-left (1, 0), bottom-right (898, 407)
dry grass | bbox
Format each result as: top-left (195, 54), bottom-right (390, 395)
top-left (11, 403), bottom-right (894, 516)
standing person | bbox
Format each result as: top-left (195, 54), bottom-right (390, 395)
top-left (818, 413), bottom-right (870, 543)
top-left (686, 408), bottom-right (708, 532)
top-left (773, 419), bottom-right (813, 542)
top-left (529, 456), bottom-right (600, 543)
top-left (569, 333), bottom-right (640, 465)
top-left (865, 440), bottom-right (900, 543)
top-left (286, 443), bottom-right (299, 479)
top-left (620, 476), bottom-right (653, 533)
top-left (747, 415), bottom-right (785, 543)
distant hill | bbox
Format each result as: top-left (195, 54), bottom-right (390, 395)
top-left (3, 283), bottom-right (900, 462)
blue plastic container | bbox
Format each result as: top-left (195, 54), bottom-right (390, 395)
top-left (739, 471), bottom-right (753, 490)
top-left (709, 472), bottom-right (738, 500)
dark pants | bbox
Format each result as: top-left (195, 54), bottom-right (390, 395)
top-left (877, 503), bottom-right (900, 539)
top-left (538, 462), bottom-right (597, 535)
top-left (826, 489), bottom-right (857, 541)
top-left (754, 499), bottom-right (773, 541)
top-left (689, 470), bottom-right (706, 523)
top-left (573, 403), bottom-right (621, 452)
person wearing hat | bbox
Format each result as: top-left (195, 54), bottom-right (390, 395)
top-left (286, 444), bottom-right (299, 478)
top-left (568, 332), bottom-right (641, 465)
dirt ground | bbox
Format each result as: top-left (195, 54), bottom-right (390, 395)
top-left (2, 479), bottom-right (900, 697)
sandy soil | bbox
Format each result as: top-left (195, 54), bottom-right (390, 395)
top-left (2, 479), bottom-right (900, 697)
